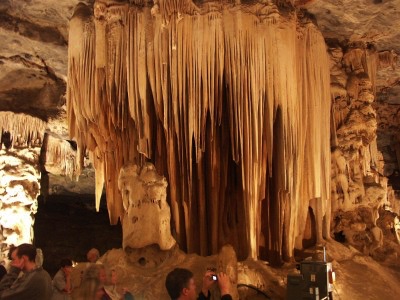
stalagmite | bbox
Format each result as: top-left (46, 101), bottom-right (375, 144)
top-left (68, 1), bottom-right (331, 263)
top-left (118, 162), bottom-right (176, 250)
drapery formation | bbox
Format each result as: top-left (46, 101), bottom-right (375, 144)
top-left (67, 1), bottom-right (331, 263)
top-left (0, 111), bottom-right (46, 148)
top-left (41, 133), bottom-right (80, 179)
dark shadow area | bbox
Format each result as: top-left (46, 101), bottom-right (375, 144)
top-left (34, 194), bottom-right (122, 277)
top-left (302, 207), bottom-right (317, 249)
top-left (388, 169), bottom-right (400, 190)
top-left (333, 230), bottom-right (346, 243)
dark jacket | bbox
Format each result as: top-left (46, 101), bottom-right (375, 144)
top-left (198, 291), bottom-right (233, 300)
top-left (0, 266), bottom-right (52, 299)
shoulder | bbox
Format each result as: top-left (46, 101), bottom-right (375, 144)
top-left (32, 267), bottom-right (52, 282)
top-left (36, 267), bottom-right (51, 275)
top-left (53, 269), bottom-right (63, 278)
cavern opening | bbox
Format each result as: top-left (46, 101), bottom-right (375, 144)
top-left (33, 194), bottom-right (122, 277)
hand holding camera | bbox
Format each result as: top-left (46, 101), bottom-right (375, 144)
top-left (202, 268), bottom-right (231, 297)
top-left (207, 267), bottom-right (218, 281)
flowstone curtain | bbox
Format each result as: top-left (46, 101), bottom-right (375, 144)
top-left (67, 1), bottom-right (331, 264)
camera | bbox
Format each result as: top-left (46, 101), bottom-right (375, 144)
top-left (207, 267), bottom-right (217, 281)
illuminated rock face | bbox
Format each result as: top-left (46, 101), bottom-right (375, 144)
top-left (42, 134), bottom-right (79, 178)
top-left (67, 0), bottom-right (331, 263)
top-left (394, 216), bottom-right (400, 244)
top-left (118, 163), bottom-right (176, 251)
top-left (328, 43), bottom-right (399, 255)
top-left (0, 112), bottom-right (45, 263)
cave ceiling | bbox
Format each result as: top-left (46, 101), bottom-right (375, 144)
top-left (0, 0), bottom-right (399, 192)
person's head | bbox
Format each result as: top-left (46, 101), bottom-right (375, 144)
top-left (77, 277), bottom-right (103, 300)
top-left (11, 243), bottom-right (37, 271)
top-left (165, 268), bottom-right (197, 300)
top-left (83, 263), bottom-right (107, 284)
top-left (79, 264), bottom-right (108, 300)
top-left (87, 248), bottom-right (100, 263)
top-left (16, 244), bottom-right (37, 262)
top-left (60, 258), bottom-right (73, 274)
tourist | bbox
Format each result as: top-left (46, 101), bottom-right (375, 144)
top-left (76, 263), bottom-right (109, 300)
top-left (74, 276), bottom-right (103, 300)
top-left (104, 268), bottom-right (134, 300)
top-left (51, 258), bottom-right (73, 300)
top-left (0, 243), bottom-right (52, 299)
top-left (165, 268), bottom-right (232, 300)
top-left (87, 248), bottom-right (101, 263)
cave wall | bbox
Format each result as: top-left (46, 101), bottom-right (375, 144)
top-left (0, 112), bottom-right (45, 262)
top-left (329, 42), bottom-right (400, 256)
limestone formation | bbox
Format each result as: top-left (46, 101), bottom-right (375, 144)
top-left (217, 245), bottom-right (239, 300)
top-left (0, 112), bottom-right (44, 263)
top-left (42, 133), bottom-right (79, 179)
top-left (328, 42), bottom-right (393, 253)
top-left (68, 0), bottom-right (331, 265)
top-left (395, 216), bottom-right (400, 244)
top-left (118, 162), bottom-right (176, 251)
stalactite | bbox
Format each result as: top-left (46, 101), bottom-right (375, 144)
top-left (42, 133), bottom-right (78, 180)
top-left (366, 48), bottom-right (378, 97)
top-left (378, 50), bottom-right (397, 70)
top-left (126, 7), bottom-right (152, 157)
top-left (299, 23), bottom-right (331, 247)
top-left (68, 2), bottom-right (140, 223)
top-left (68, 1), bottom-right (331, 262)
top-left (0, 112), bottom-right (46, 148)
